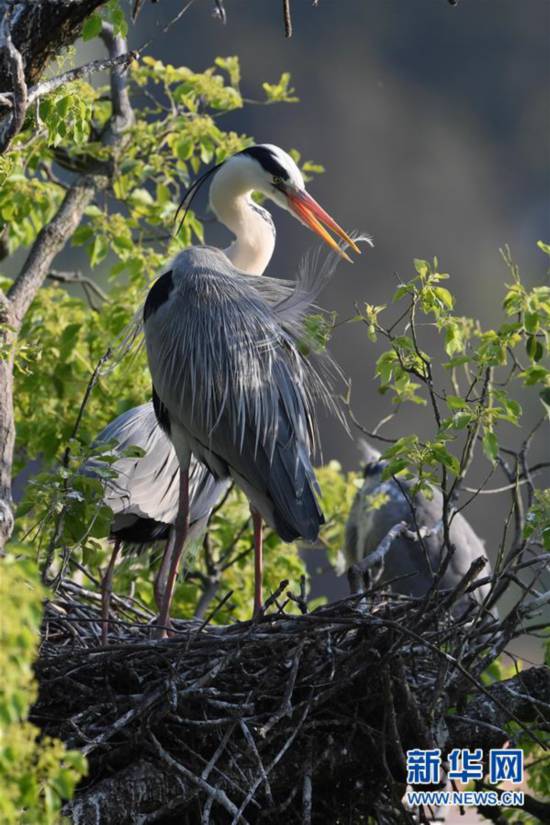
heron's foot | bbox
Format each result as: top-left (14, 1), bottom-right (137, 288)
top-left (154, 617), bottom-right (175, 640)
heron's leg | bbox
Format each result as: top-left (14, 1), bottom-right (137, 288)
top-left (101, 538), bottom-right (121, 645)
top-left (251, 507), bottom-right (263, 617)
top-left (156, 467), bottom-right (190, 637)
top-left (154, 535), bottom-right (173, 615)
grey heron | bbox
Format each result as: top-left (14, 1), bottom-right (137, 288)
top-left (144, 144), bottom-right (364, 630)
top-left (83, 402), bottom-right (230, 642)
top-left (345, 441), bottom-right (492, 614)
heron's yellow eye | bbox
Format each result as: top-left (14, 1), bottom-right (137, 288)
top-left (272, 176), bottom-right (283, 186)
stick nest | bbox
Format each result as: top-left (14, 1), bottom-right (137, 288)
top-left (33, 578), bottom-right (547, 825)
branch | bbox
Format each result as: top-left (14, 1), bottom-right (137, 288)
top-left (283, 0), bottom-right (292, 38)
top-left (447, 665), bottom-right (550, 749)
top-left (0, 2), bottom-right (27, 153)
top-left (99, 23), bottom-right (134, 137)
top-left (26, 51), bottom-right (137, 107)
top-left (47, 269), bottom-right (110, 310)
top-left (7, 173), bottom-right (108, 323)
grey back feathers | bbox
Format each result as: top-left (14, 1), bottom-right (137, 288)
top-left (144, 244), bottom-right (345, 542)
top-left (82, 402), bottom-right (229, 543)
top-left (345, 446), bottom-right (492, 610)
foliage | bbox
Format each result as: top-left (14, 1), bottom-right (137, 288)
top-left (0, 558), bottom-right (86, 823)
top-left (350, 247), bottom-right (549, 507)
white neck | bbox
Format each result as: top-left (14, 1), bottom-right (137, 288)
top-left (209, 162), bottom-right (276, 276)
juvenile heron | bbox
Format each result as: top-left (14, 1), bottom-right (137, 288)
top-left (84, 402), bottom-right (230, 642)
top-left (345, 441), bottom-right (492, 613)
top-left (145, 144), bottom-right (365, 629)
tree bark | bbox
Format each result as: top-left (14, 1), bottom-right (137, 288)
top-left (0, 1), bottom-right (108, 89)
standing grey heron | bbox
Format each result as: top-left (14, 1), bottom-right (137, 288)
top-left (83, 402), bottom-right (230, 642)
top-left (144, 144), bottom-right (364, 630)
top-left (345, 441), bottom-right (492, 613)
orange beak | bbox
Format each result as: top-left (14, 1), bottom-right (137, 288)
top-left (286, 189), bottom-right (361, 262)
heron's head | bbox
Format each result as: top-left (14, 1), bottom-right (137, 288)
top-left (179, 144), bottom-right (362, 262)
top-left (235, 144), bottom-right (361, 262)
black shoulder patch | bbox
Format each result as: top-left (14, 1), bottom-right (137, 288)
top-left (363, 461), bottom-right (383, 479)
top-left (144, 270), bottom-right (173, 323)
top-left (240, 146), bottom-right (290, 180)
top-left (152, 387), bottom-right (171, 436)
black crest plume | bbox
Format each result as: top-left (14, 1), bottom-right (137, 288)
top-left (175, 160), bottom-right (224, 236)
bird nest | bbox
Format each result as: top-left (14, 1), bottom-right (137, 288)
top-left (34, 574), bottom-right (548, 825)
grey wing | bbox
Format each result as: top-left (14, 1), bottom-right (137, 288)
top-left (446, 507), bottom-right (492, 602)
top-left (344, 479), bottom-right (420, 587)
top-left (407, 487), bottom-right (491, 599)
top-left (83, 402), bottom-right (180, 525)
top-left (84, 402), bottom-right (229, 528)
top-left (191, 384), bottom-right (323, 542)
top-left (145, 258), bottom-right (324, 542)
top-left (345, 478), bottom-right (491, 602)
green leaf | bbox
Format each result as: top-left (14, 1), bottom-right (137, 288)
top-left (175, 137), bottom-right (194, 161)
top-left (446, 395), bottom-right (467, 410)
top-left (540, 388), bottom-right (550, 418)
top-left (414, 258), bottom-right (429, 278)
top-left (526, 334), bottom-right (544, 362)
top-left (482, 430), bottom-right (499, 464)
top-left (382, 457), bottom-right (409, 479)
top-left (433, 286), bottom-right (454, 309)
top-left (452, 411), bottom-right (474, 430)
top-left (393, 284), bottom-right (412, 303)
top-left (82, 13), bottom-right (102, 41)
top-left (431, 444), bottom-right (460, 475)
top-left (107, 0), bottom-right (129, 37)
top-left (524, 311), bottom-right (539, 334)
top-left (520, 365), bottom-right (549, 386)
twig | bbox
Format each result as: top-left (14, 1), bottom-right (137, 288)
top-left (26, 52), bottom-right (137, 107)
top-left (283, 0), bottom-right (293, 38)
top-left (47, 269), bottom-right (110, 308)
top-left (151, 730), bottom-right (249, 823)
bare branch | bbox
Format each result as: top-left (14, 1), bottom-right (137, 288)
top-left (99, 23), bottom-right (134, 136)
top-left (26, 51), bottom-right (137, 107)
top-left (47, 269), bottom-right (110, 309)
top-left (283, 0), bottom-right (293, 38)
top-left (8, 173), bottom-right (108, 323)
